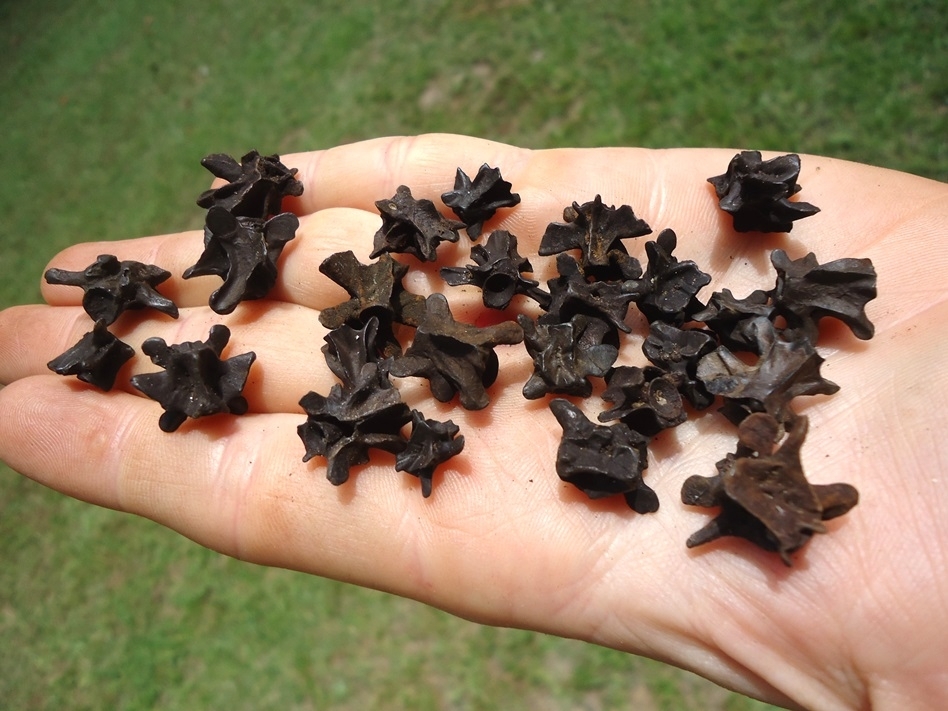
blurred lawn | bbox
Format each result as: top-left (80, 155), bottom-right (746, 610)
top-left (0, 1), bottom-right (944, 709)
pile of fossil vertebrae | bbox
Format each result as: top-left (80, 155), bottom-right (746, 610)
top-left (46, 150), bottom-right (876, 565)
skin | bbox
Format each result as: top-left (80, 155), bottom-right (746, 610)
top-left (1, 134), bottom-right (947, 710)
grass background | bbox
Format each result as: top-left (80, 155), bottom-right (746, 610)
top-left (0, 1), bottom-right (944, 708)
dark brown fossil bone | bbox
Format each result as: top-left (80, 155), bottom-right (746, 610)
top-left (770, 249), bottom-right (877, 342)
top-left (550, 398), bottom-right (658, 514)
top-left (197, 150), bottom-right (304, 218)
top-left (318, 251), bottom-right (427, 358)
top-left (371, 185), bottom-right (464, 262)
top-left (519, 314), bottom-right (618, 399)
top-left (183, 208), bottom-right (298, 315)
top-left (321, 317), bottom-right (389, 388)
top-left (681, 413), bottom-right (858, 565)
top-left (298, 353), bottom-right (410, 486)
top-left (47, 319), bottom-right (135, 391)
top-left (130, 324), bottom-right (255, 433)
top-left (696, 317), bottom-right (839, 425)
top-left (45, 254), bottom-right (179, 325)
top-left (389, 293), bottom-right (524, 410)
top-left (298, 314), bottom-right (412, 486)
top-left (440, 230), bottom-right (550, 310)
top-left (641, 322), bottom-right (717, 410)
top-left (692, 289), bottom-right (775, 354)
top-left (708, 151), bottom-right (820, 233)
top-left (633, 228), bottom-right (711, 325)
top-left (441, 164), bottom-right (521, 240)
top-left (395, 411), bottom-right (465, 498)
top-left (541, 254), bottom-right (638, 335)
top-left (538, 195), bottom-right (650, 281)
top-left (599, 365), bottom-right (687, 437)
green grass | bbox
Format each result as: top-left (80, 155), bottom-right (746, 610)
top-left (0, 1), bottom-right (944, 708)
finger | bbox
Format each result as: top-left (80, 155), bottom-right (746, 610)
top-left (42, 136), bottom-right (948, 324)
top-left (0, 301), bottom-right (333, 413)
top-left (0, 295), bottom-right (537, 416)
top-left (288, 134), bottom-right (533, 214)
top-left (285, 135), bottom-right (837, 244)
top-left (289, 135), bottom-right (948, 259)
top-left (40, 208), bottom-right (385, 310)
top-left (35, 143), bottom-right (762, 322)
top-left (288, 135), bottom-right (714, 243)
top-left (281, 138), bottom-right (836, 313)
top-left (40, 228), bottom-right (204, 307)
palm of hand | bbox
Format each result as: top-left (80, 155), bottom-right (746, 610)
top-left (1, 135), bottom-right (946, 710)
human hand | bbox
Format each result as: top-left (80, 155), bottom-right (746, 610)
top-left (1, 134), bottom-right (946, 710)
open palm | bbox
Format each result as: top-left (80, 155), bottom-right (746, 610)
top-left (2, 135), bottom-right (946, 710)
